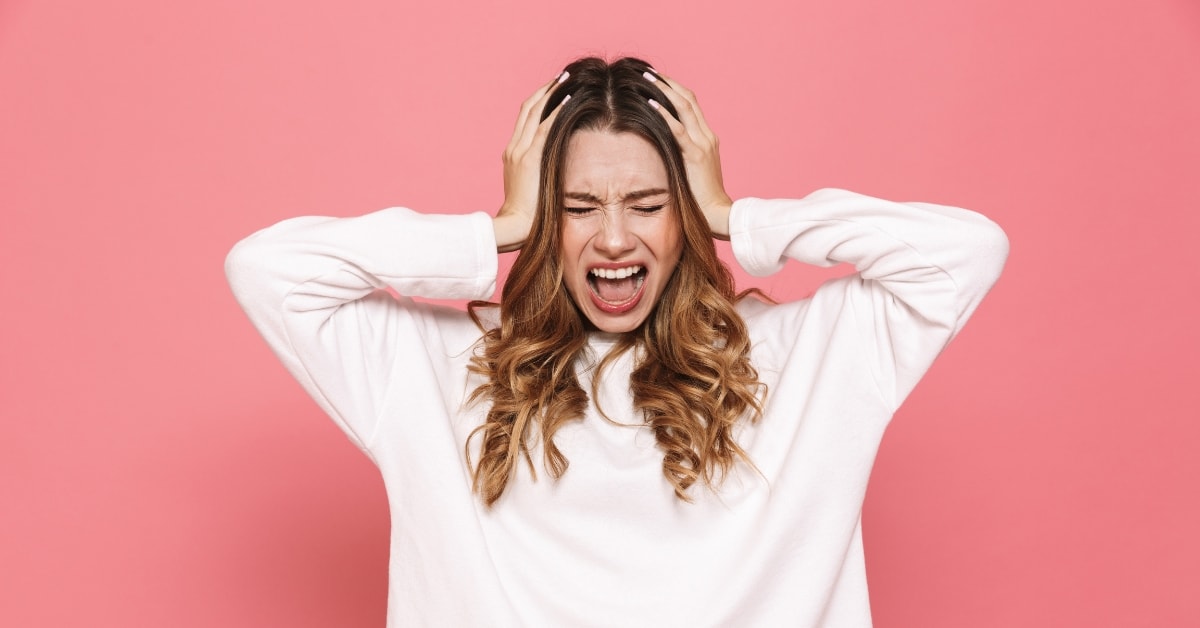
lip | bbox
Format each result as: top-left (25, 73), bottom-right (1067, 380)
top-left (586, 261), bottom-right (648, 315)
top-left (588, 260), bottom-right (646, 271)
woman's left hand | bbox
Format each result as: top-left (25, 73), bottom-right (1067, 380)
top-left (644, 70), bottom-right (733, 239)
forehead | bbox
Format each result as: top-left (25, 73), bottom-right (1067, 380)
top-left (562, 130), bottom-right (668, 199)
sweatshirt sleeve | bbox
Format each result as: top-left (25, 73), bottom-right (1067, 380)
top-left (729, 188), bottom-right (1009, 411)
top-left (224, 207), bottom-right (499, 448)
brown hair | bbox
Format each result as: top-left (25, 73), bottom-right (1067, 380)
top-left (467, 57), bottom-right (763, 506)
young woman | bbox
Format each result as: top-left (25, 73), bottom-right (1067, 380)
top-left (227, 57), bottom-right (1008, 627)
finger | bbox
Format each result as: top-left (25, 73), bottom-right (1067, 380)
top-left (534, 93), bottom-right (570, 142)
top-left (509, 81), bottom-right (551, 142)
top-left (507, 72), bottom-right (568, 155)
top-left (511, 71), bottom-right (569, 155)
top-left (650, 71), bottom-right (712, 136)
top-left (518, 72), bottom-right (566, 126)
top-left (647, 87), bottom-right (709, 155)
top-left (648, 96), bottom-right (700, 155)
top-left (644, 71), bottom-right (716, 144)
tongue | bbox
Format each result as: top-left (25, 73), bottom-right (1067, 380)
top-left (594, 275), bottom-right (638, 303)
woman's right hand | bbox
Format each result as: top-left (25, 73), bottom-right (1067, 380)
top-left (493, 72), bottom-right (570, 253)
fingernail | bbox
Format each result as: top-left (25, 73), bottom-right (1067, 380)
top-left (562, 94), bottom-right (571, 104)
top-left (648, 98), bottom-right (660, 109)
top-left (643, 71), bottom-right (657, 83)
top-left (557, 71), bottom-right (569, 84)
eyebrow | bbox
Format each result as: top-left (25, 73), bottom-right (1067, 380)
top-left (564, 188), bottom-right (670, 204)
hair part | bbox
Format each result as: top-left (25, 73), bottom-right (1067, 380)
top-left (467, 56), bottom-right (764, 507)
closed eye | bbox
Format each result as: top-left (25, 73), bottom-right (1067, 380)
top-left (564, 206), bottom-right (595, 215)
top-left (632, 205), bottom-right (665, 214)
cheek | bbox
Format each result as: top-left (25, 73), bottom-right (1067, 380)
top-left (659, 217), bottom-right (685, 262)
top-left (558, 225), bottom-right (583, 264)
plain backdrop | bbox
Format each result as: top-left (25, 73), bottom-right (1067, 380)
top-left (2, 0), bottom-right (1198, 626)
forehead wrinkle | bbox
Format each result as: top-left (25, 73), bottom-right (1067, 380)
top-left (564, 188), bottom-right (670, 204)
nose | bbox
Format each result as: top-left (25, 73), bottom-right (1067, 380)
top-left (594, 209), bottom-right (636, 257)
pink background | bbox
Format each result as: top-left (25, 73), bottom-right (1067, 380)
top-left (3, 0), bottom-right (1197, 625)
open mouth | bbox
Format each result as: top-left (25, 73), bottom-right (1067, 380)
top-left (587, 265), bottom-right (647, 314)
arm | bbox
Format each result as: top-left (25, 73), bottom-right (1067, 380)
top-left (646, 69), bottom-right (1008, 409)
top-left (225, 208), bottom-right (499, 447)
top-left (730, 189), bottom-right (1009, 409)
top-left (225, 74), bottom-right (571, 447)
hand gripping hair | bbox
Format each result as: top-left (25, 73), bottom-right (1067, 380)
top-left (466, 57), bottom-right (765, 507)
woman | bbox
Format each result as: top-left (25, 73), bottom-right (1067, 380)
top-left (227, 57), bottom-right (1007, 627)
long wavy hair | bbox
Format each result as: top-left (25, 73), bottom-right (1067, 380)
top-left (466, 57), bottom-right (764, 507)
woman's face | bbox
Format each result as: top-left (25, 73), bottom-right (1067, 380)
top-left (559, 129), bottom-right (683, 333)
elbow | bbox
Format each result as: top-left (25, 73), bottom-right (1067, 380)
top-left (939, 203), bottom-right (1009, 289)
top-left (948, 214), bottom-right (1009, 334)
top-left (224, 216), bottom-right (314, 300)
top-left (224, 233), bottom-right (277, 307)
top-left (972, 215), bottom-right (1010, 287)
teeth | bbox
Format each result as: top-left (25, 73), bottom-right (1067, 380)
top-left (590, 265), bottom-right (643, 280)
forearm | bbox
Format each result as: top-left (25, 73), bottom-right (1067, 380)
top-left (228, 208), bottom-right (498, 309)
top-left (730, 188), bottom-right (1009, 335)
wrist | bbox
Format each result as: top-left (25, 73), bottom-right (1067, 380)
top-left (492, 213), bottom-right (528, 253)
top-left (707, 197), bottom-right (733, 240)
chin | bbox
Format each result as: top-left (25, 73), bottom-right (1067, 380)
top-left (576, 300), bottom-right (652, 334)
top-left (588, 316), bottom-right (645, 334)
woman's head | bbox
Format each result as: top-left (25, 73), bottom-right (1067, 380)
top-left (468, 58), bottom-right (761, 507)
top-left (504, 56), bottom-right (726, 334)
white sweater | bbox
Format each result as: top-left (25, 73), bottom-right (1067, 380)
top-left (226, 189), bottom-right (1008, 627)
